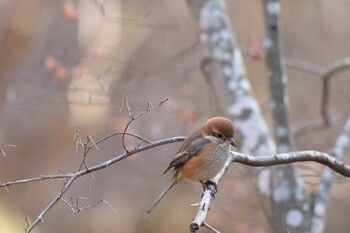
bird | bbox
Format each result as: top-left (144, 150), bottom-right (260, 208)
top-left (146, 116), bottom-right (236, 215)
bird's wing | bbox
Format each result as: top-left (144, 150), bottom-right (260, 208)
top-left (163, 132), bottom-right (211, 173)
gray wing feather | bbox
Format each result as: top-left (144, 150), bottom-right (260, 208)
top-left (164, 133), bottom-right (210, 173)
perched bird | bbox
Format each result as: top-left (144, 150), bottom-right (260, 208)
top-left (146, 117), bottom-right (236, 215)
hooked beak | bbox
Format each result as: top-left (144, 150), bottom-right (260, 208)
top-left (228, 138), bottom-right (237, 147)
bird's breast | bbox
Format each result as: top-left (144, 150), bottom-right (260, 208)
top-left (179, 143), bottom-right (229, 182)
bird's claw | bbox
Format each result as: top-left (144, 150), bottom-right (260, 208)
top-left (201, 180), bottom-right (217, 199)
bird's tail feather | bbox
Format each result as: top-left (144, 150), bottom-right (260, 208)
top-left (145, 174), bottom-right (180, 216)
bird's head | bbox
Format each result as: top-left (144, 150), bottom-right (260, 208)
top-left (201, 117), bottom-right (236, 148)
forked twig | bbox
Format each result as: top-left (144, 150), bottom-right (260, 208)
top-left (120, 98), bottom-right (168, 152)
top-left (61, 197), bottom-right (116, 214)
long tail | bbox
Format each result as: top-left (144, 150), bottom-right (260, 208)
top-left (145, 174), bottom-right (180, 216)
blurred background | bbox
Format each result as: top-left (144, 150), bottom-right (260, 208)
top-left (0, 0), bottom-right (350, 232)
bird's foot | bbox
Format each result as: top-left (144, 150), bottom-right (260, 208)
top-left (201, 180), bottom-right (217, 199)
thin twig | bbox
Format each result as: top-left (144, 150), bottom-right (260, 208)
top-left (89, 132), bottom-right (150, 148)
top-left (74, 130), bottom-right (151, 171)
top-left (203, 221), bottom-right (221, 233)
top-left (89, 0), bottom-right (177, 29)
top-left (0, 174), bottom-right (71, 188)
top-left (102, 199), bottom-right (117, 214)
top-left (23, 216), bottom-right (30, 231)
top-left (88, 136), bottom-right (99, 150)
top-left (61, 197), bottom-right (105, 214)
top-left (120, 98), bottom-right (168, 152)
top-left (78, 136), bottom-right (91, 171)
top-left (73, 129), bottom-right (83, 154)
top-left (1, 144), bottom-right (16, 157)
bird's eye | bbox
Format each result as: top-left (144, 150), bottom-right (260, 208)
top-left (216, 133), bottom-right (223, 138)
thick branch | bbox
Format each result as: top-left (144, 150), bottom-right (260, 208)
top-left (190, 188), bottom-right (214, 232)
top-left (190, 148), bottom-right (350, 232)
top-left (231, 151), bottom-right (350, 177)
top-left (191, 153), bottom-right (234, 232)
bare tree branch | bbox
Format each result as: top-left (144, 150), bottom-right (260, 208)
top-left (230, 151), bottom-right (350, 177)
top-left (61, 196), bottom-right (98, 213)
top-left (77, 135), bottom-right (96, 171)
top-left (190, 146), bottom-right (350, 232)
top-left (17, 136), bottom-right (186, 233)
top-left (2, 132), bottom-right (350, 232)
top-left (190, 187), bottom-right (213, 232)
top-left (0, 136), bottom-right (185, 189)
top-left (25, 175), bottom-right (77, 233)
top-left (191, 154), bottom-right (234, 232)
top-left (92, 131), bottom-right (151, 146)
top-left (2, 99), bottom-right (170, 232)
